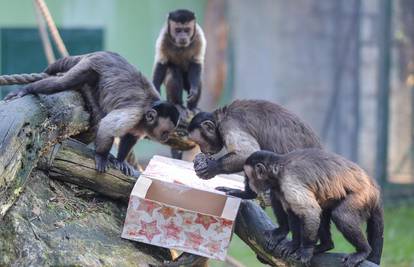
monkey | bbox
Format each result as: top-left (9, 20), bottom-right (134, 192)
top-left (4, 51), bottom-right (180, 175)
top-left (243, 149), bottom-right (384, 267)
top-left (152, 9), bottom-right (206, 110)
top-left (187, 99), bottom-right (323, 251)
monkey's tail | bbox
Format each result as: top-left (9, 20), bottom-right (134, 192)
top-left (366, 203), bottom-right (384, 265)
top-left (44, 55), bottom-right (83, 74)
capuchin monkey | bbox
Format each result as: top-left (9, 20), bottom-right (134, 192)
top-left (244, 149), bottom-right (384, 267)
top-left (4, 51), bottom-right (180, 175)
top-left (152, 9), bottom-right (206, 110)
top-left (188, 99), bottom-right (322, 251)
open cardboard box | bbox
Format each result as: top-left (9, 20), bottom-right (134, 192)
top-left (121, 155), bottom-right (244, 260)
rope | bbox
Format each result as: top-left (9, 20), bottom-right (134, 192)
top-left (33, 0), bottom-right (56, 64)
top-left (35, 0), bottom-right (69, 57)
top-left (0, 73), bottom-right (50, 86)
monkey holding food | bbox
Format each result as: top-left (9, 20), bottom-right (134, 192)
top-left (244, 149), bottom-right (384, 267)
top-left (4, 51), bottom-right (180, 175)
top-left (187, 99), bottom-right (322, 251)
top-left (152, 9), bottom-right (206, 110)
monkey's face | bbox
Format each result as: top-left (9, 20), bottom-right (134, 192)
top-left (188, 122), bottom-right (223, 155)
top-left (148, 117), bottom-right (176, 143)
top-left (169, 20), bottom-right (195, 47)
top-left (244, 163), bottom-right (270, 193)
top-left (145, 109), bottom-right (177, 143)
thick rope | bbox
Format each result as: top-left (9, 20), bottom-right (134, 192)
top-left (35, 0), bottom-right (69, 57)
top-left (0, 73), bottom-right (50, 86)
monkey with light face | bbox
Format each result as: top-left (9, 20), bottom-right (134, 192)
top-left (244, 149), bottom-right (384, 267)
top-left (153, 9), bottom-right (206, 110)
top-left (4, 51), bottom-right (180, 175)
top-left (187, 99), bottom-right (323, 252)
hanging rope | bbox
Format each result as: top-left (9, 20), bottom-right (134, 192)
top-left (0, 73), bottom-right (50, 86)
top-left (33, 0), bottom-right (55, 64)
top-left (34, 0), bottom-right (69, 57)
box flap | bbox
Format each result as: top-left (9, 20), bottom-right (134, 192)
top-left (221, 196), bottom-right (242, 220)
top-left (131, 176), bottom-right (153, 198)
top-left (142, 155), bottom-right (245, 193)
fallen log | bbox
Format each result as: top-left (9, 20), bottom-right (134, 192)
top-left (41, 139), bottom-right (379, 267)
top-left (0, 92), bottom-right (89, 218)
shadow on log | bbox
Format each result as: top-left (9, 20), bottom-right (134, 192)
top-left (41, 139), bottom-right (379, 267)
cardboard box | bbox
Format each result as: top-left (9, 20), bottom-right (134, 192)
top-left (121, 155), bottom-right (244, 260)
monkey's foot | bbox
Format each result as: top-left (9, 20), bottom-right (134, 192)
top-left (342, 252), bottom-right (368, 267)
top-left (277, 239), bottom-right (299, 258)
top-left (263, 228), bottom-right (286, 252)
top-left (292, 247), bottom-right (314, 266)
top-left (95, 154), bottom-right (109, 173)
top-left (314, 240), bottom-right (334, 254)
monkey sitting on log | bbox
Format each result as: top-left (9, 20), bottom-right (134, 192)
top-left (4, 51), bottom-right (180, 175)
top-left (152, 9), bottom-right (206, 110)
top-left (187, 99), bottom-right (323, 252)
top-left (244, 149), bottom-right (384, 267)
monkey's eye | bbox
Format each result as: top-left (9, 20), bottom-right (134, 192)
top-left (184, 28), bottom-right (190, 33)
top-left (175, 28), bottom-right (182, 33)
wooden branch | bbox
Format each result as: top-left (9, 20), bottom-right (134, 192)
top-left (41, 139), bottom-right (379, 267)
top-left (37, 138), bottom-right (139, 201)
top-left (0, 92), bottom-right (89, 218)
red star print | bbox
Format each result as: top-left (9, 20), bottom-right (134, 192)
top-left (181, 213), bottom-right (195, 225)
top-left (219, 218), bottom-right (233, 228)
top-left (195, 213), bottom-right (218, 230)
top-left (205, 239), bottom-right (221, 254)
top-left (139, 220), bottom-right (161, 241)
top-left (127, 229), bottom-right (139, 236)
top-left (184, 230), bottom-right (204, 249)
top-left (163, 220), bottom-right (183, 240)
top-left (159, 206), bottom-right (176, 220)
top-left (137, 200), bottom-right (160, 216)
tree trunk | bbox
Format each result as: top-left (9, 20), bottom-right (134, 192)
top-left (41, 138), bottom-right (379, 267)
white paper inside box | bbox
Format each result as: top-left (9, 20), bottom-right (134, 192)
top-left (121, 156), bottom-right (244, 260)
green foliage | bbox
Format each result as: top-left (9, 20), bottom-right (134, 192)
top-left (211, 202), bottom-right (414, 267)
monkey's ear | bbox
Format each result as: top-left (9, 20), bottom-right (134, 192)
top-left (254, 163), bottom-right (267, 180)
top-left (145, 109), bottom-right (158, 125)
top-left (200, 120), bottom-right (216, 135)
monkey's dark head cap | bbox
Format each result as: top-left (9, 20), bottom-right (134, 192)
top-left (246, 150), bottom-right (278, 166)
top-left (168, 9), bottom-right (196, 23)
top-left (188, 112), bottom-right (215, 132)
top-left (152, 101), bottom-right (180, 126)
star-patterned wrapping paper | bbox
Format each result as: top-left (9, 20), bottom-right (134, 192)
top-left (121, 155), bottom-right (244, 261)
top-left (122, 197), bottom-right (234, 260)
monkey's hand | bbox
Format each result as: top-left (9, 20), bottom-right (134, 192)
top-left (193, 153), bottom-right (220, 180)
top-left (277, 239), bottom-right (300, 259)
top-left (292, 247), bottom-right (314, 266)
top-left (263, 228), bottom-right (287, 252)
top-left (215, 187), bottom-right (257, 199)
top-left (3, 88), bottom-right (30, 101)
top-left (95, 153), bottom-right (109, 173)
top-left (186, 88), bottom-right (199, 109)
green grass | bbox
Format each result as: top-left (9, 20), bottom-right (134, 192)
top-left (210, 201), bottom-right (414, 267)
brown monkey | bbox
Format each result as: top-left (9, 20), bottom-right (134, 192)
top-left (152, 9), bottom-right (206, 110)
top-left (4, 51), bottom-right (180, 175)
top-left (244, 149), bottom-right (384, 266)
top-left (187, 99), bottom-right (323, 251)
